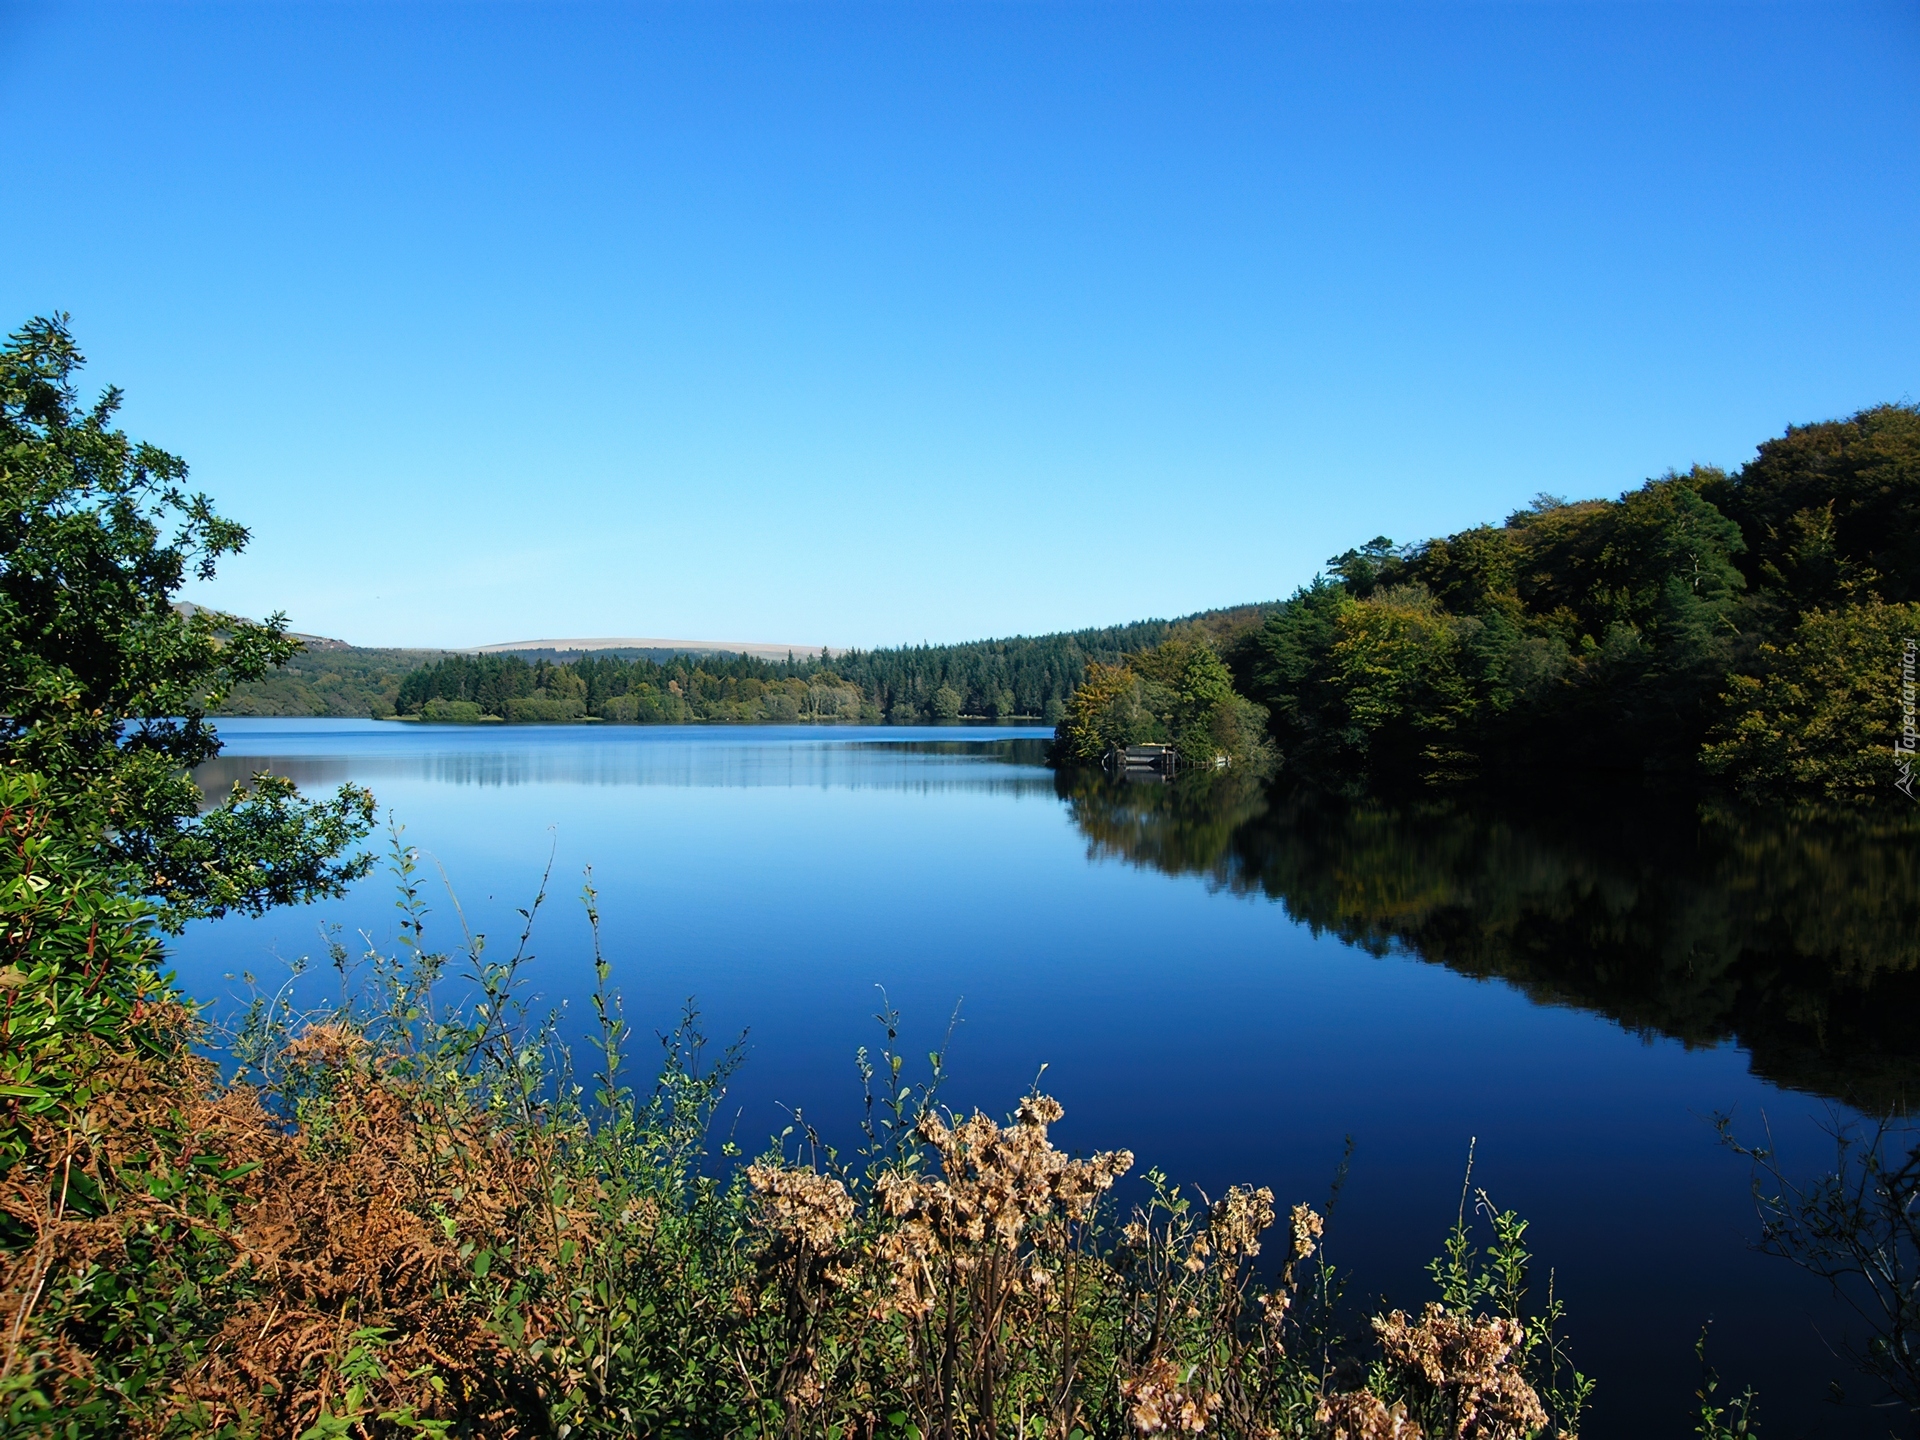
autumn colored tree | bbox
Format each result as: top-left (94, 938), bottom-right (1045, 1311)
top-left (1704, 600), bottom-right (1920, 800)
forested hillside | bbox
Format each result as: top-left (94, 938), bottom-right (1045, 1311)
top-left (213, 646), bottom-right (446, 716)
top-left (1218, 403), bottom-right (1920, 799)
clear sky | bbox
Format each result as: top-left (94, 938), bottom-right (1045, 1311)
top-left (2, 2), bottom-right (1915, 650)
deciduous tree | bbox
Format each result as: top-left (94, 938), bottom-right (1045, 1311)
top-left (0, 315), bottom-right (372, 927)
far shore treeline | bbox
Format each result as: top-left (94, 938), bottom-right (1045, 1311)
top-left (222, 402), bottom-right (1920, 801)
top-left (382, 619), bottom-right (1266, 728)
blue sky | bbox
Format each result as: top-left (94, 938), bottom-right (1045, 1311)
top-left (2, 2), bottom-right (1915, 650)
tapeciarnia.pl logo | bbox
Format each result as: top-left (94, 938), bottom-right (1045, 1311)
top-left (1899, 637), bottom-right (1917, 801)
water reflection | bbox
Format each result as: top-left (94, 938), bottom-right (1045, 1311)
top-left (196, 729), bottom-right (1057, 799)
top-left (1059, 770), bottom-right (1920, 1111)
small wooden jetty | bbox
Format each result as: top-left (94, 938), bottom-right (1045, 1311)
top-left (1108, 743), bottom-right (1177, 776)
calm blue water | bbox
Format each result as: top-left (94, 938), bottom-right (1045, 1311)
top-left (183, 720), bottom-right (1901, 1437)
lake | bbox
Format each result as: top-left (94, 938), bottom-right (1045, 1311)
top-left (185, 719), bottom-right (1920, 1438)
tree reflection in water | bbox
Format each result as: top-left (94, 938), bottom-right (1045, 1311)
top-left (1056, 768), bottom-right (1920, 1113)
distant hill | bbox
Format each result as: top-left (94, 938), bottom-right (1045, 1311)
top-left (475, 636), bottom-right (835, 661)
top-left (174, 601), bottom-right (352, 653)
top-left (210, 630), bottom-right (832, 717)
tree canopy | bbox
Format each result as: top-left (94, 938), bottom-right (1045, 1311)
top-left (0, 315), bottom-right (373, 927)
top-left (1223, 405), bottom-right (1920, 801)
top-left (385, 606), bottom-right (1279, 729)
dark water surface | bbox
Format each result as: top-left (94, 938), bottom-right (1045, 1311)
top-left (185, 720), bottom-right (1920, 1438)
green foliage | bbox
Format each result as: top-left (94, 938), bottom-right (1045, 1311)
top-left (503, 694), bottom-right (586, 723)
top-left (394, 651), bottom-right (541, 715)
top-left (1420, 1156), bottom-right (1595, 1434)
top-left (1703, 601), bottom-right (1920, 800)
top-left (1053, 660), bottom-right (1156, 761)
top-left (418, 697), bottom-right (487, 723)
top-left (214, 646), bottom-right (442, 718)
top-left (1692, 1325), bottom-right (1760, 1439)
top-left (0, 770), bottom-right (165, 1179)
top-left (0, 315), bottom-right (374, 926)
top-left (1228, 406), bottom-right (1920, 798)
top-left (1326, 586), bottom-right (1480, 781)
top-left (1234, 579), bottom-right (1348, 760)
top-left (1701, 403), bottom-right (1920, 611)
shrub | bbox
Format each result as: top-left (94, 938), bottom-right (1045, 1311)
top-left (505, 693), bottom-right (588, 723)
top-left (602, 690), bottom-right (689, 723)
top-left (419, 697), bottom-right (486, 723)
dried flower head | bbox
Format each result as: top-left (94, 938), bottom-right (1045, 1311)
top-left (1121, 1358), bottom-right (1223, 1434)
top-left (746, 1162), bottom-right (855, 1254)
top-left (1316, 1389), bottom-right (1426, 1440)
top-left (1017, 1093), bottom-right (1065, 1126)
top-left (1372, 1304), bottom-right (1548, 1440)
top-left (1291, 1202), bottom-right (1325, 1261)
top-left (1207, 1184), bottom-right (1276, 1259)
top-left (617, 1197), bottom-right (661, 1238)
top-left (280, 1022), bottom-right (369, 1070)
top-left (870, 1096), bottom-right (1130, 1318)
top-left (788, 1369), bottom-right (824, 1410)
